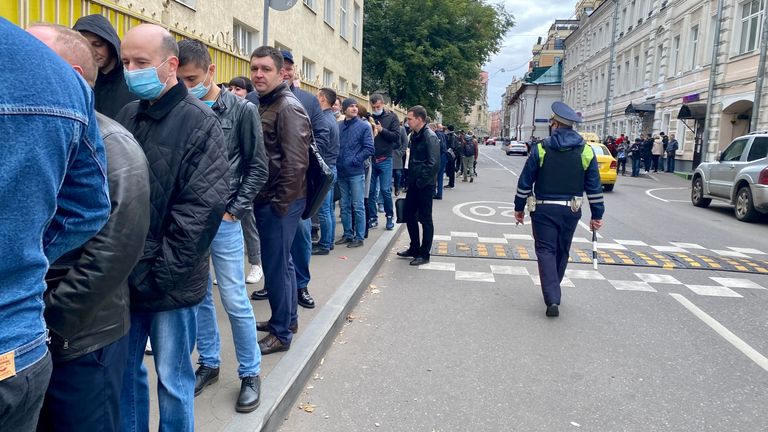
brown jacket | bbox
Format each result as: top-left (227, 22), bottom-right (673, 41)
top-left (254, 83), bottom-right (310, 215)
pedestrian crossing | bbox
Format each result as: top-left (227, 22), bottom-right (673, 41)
top-left (417, 259), bottom-right (767, 299)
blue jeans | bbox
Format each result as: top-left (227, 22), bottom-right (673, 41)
top-left (631, 156), bottom-right (641, 177)
top-left (291, 218), bottom-right (312, 289)
top-left (317, 166), bottom-right (337, 251)
top-left (254, 199), bottom-right (305, 344)
top-left (121, 307), bottom-right (197, 432)
top-left (368, 157), bottom-right (393, 219)
top-left (666, 153), bottom-right (676, 172)
top-left (197, 220), bottom-right (260, 378)
top-left (435, 154), bottom-right (447, 198)
top-left (339, 174), bottom-right (366, 241)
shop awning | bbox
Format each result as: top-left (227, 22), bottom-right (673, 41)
top-left (625, 102), bottom-right (655, 115)
top-left (677, 104), bottom-right (707, 120)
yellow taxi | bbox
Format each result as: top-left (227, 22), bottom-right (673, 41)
top-left (578, 133), bottom-right (617, 191)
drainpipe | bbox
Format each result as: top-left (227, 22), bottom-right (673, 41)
top-left (531, 83), bottom-right (540, 138)
top-left (702, 0), bottom-right (725, 164)
top-left (602, 0), bottom-right (620, 136)
top-left (750, 0), bottom-right (768, 132)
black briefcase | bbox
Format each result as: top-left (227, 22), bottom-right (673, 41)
top-left (302, 140), bottom-right (334, 220)
top-left (395, 198), bottom-right (406, 223)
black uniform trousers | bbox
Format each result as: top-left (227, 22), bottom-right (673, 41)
top-left (403, 182), bottom-right (434, 259)
top-left (531, 204), bottom-right (581, 306)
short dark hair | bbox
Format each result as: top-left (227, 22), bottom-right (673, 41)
top-left (447, 124), bottom-right (455, 131)
top-left (408, 105), bottom-right (427, 121)
top-left (178, 39), bottom-right (211, 70)
top-left (228, 76), bottom-right (254, 92)
top-left (251, 46), bottom-right (283, 70)
top-left (370, 93), bottom-right (385, 104)
top-left (160, 32), bottom-right (179, 58)
top-left (318, 87), bottom-right (337, 106)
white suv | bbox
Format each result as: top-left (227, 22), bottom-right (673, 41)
top-left (691, 132), bottom-right (768, 222)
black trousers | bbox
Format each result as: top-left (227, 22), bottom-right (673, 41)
top-left (404, 182), bottom-right (434, 258)
top-left (531, 205), bottom-right (580, 306)
top-left (446, 154), bottom-right (455, 187)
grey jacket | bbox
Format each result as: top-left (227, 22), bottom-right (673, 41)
top-left (393, 125), bottom-right (408, 170)
top-left (45, 113), bottom-right (150, 361)
top-left (213, 88), bottom-right (268, 219)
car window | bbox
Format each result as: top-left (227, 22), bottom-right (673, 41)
top-left (590, 145), bottom-right (607, 156)
top-left (747, 137), bottom-right (768, 161)
top-left (722, 139), bottom-right (748, 162)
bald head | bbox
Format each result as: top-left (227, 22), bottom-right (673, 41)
top-left (28, 23), bottom-right (98, 87)
top-left (121, 24), bottom-right (179, 96)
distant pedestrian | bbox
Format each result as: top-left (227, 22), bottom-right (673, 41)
top-left (630, 138), bottom-right (643, 177)
top-left (665, 133), bottom-right (679, 172)
top-left (642, 133), bottom-right (654, 172)
top-left (433, 123), bottom-right (448, 199)
top-left (616, 139), bottom-right (628, 176)
top-left (651, 134), bottom-right (663, 172)
top-left (393, 122), bottom-right (408, 196)
top-left (461, 132), bottom-right (478, 182)
top-left (444, 125), bottom-right (458, 189)
top-left (514, 102), bottom-right (604, 318)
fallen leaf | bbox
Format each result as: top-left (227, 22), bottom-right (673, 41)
top-left (570, 422), bottom-right (581, 427)
top-left (338, 256), bottom-right (348, 260)
top-left (375, 422), bottom-right (381, 427)
top-left (298, 403), bottom-right (316, 413)
top-left (320, 357), bottom-right (325, 366)
top-left (371, 289), bottom-right (381, 294)
top-left (307, 385), bottom-right (314, 389)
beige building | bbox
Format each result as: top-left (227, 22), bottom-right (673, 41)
top-left (465, 71), bottom-right (491, 136)
top-left (4, 0), bottom-right (365, 98)
top-left (564, 0), bottom-right (768, 172)
top-left (531, 19), bottom-right (580, 69)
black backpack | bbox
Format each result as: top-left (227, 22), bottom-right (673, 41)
top-left (463, 138), bottom-right (475, 157)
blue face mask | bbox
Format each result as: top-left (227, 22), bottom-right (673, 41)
top-left (188, 70), bottom-right (211, 100)
top-left (203, 100), bottom-right (215, 107)
top-left (124, 58), bottom-right (170, 100)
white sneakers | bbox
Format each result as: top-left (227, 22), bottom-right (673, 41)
top-left (246, 265), bottom-right (263, 284)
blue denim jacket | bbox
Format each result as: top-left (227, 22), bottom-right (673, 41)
top-left (0, 19), bottom-right (110, 372)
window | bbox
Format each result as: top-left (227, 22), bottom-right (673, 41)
top-left (671, 35), bottom-right (680, 75)
top-left (739, 0), bottom-right (764, 54)
top-left (323, 68), bottom-right (333, 87)
top-left (302, 58), bottom-right (316, 82)
top-left (616, 65), bottom-right (622, 93)
top-left (662, 112), bottom-right (671, 136)
top-left (622, 8), bottom-right (628, 30)
top-left (747, 137), bottom-right (768, 161)
top-left (233, 21), bottom-right (257, 57)
top-left (624, 59), bottom-right (630, 91)
top-left (633, 55), bottom-right (640, 87)
top-left (303, 0), bottom-right (316, 10)
top-left (653, 44), bottom-right (663, 82)
top-left (352, 3), bottom-right (361, 49)
top-left (689, 25), bottom-right (699, 69)
top-left (340, 0), bottom-right (349, 39)
top-left (324, 0), bottom-right (335, 26)
top-left (338, 77), bottom-right (348, 93)
top-left (722, 139), bottom-right (748, 161)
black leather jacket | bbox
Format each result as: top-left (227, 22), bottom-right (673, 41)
top-left (213, 88), bottom-right (268, 219)
top-left (407, 125), bottom-right (440, 188)
top-left (45, 113), bottom-right (150, 361)
top-left (117, 82), bottom-right (230, 312)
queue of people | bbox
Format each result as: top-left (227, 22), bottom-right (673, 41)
top-left (605, 131), bottom-right (679, 176)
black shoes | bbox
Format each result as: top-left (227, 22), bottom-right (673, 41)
top-left (397, 249), bottom-right (418, 258)
top-left (347, 239), bottom-right (364, 248)
top-left (259, 333), bottom-right (291, 355)
top-left (546, 304), bottom-right (560, 317)
top-left (368, 219), bottom-right (378, 229)
top-left (409, 256), bottom-right (429, 266)
top-left (311, 245), bottom-right (330, 255)
top-left (250, 288), bottom-right (268, 300)
top-left (236, 376), bottom-right (261, 413)
top-left (194, 365), bottom-right (219, 397)
top-left (334, 237), bottom-right (352, 245)
top-left (298, 287), bottom-right (315, 309)
top-left (257, 320), bottom-right (298, 334)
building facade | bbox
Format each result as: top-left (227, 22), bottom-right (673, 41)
top-left (507, 62), bottom-right (563, 141)
top-left (564, 0), bottom-right (768, 172)
top-left (489, 110), bottom-right (502, 137)
top-left (465, 71), bottom-right (491, 137)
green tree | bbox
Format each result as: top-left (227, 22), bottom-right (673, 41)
top-left (362, 0), bottom-right (514, 124)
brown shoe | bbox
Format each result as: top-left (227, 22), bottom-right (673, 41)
top-left (256, 320), bottom-right (297, 333)
top-left (258, 333), bottom-right (290, 355)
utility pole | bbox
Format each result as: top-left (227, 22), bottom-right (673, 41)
top-left (750, 0), bottom-right (768, 132)
top-left (701, 0), bottom-right (725, 165)
top-left (601, 0), bottom-right (620, 137)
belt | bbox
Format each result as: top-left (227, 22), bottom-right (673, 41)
top-left (535, 200), bottom-right (571, 206)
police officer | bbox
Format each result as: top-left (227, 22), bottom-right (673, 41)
top-left (513, 102), bottom-right (605, 317)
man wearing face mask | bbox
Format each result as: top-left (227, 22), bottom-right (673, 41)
top-left (368, 93), bottom-right (401, 230)
top-left (177, 40), bottom-right (268, 412)
top-left (115, 25), bottom-right (230, 431)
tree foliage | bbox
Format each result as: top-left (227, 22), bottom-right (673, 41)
top-left (362, 0), bottom-right (514, 124)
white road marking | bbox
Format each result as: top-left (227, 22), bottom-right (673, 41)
top-left (504, 233), bottom-right (534, 241)
top-left (566, 269), bottom-right (606, 280)
top-left (578, 220), bottom-right (603, 238)
top-left (418, 262), bottom-right (456, 271)
top-left (609, 280), bottom-right (657, 292)
top-left (478, 237), bottom-right (508, 244)
top-left (727, 247), bottom-right (766, 255)
top-left (651, 245), bottom-right (688, 253)
top-left (670, 242), bottom-right (706, 249)
top-left (432, 235), bottom-right (452, 241)
top-left (712, 249), bottom-right (751, 258)
top-left (615, 239), bottom-right (649, 246)
top-left (645, 187), bottom-right (688, 202)
top-left (450, 231), bottom-right (479, 238)
top-left (481, 152), bottom-right (519, 177)
top-left (452, 201), bottom-right (521, 226)
top-left (685, 285), bottom-right (743, 298)
top-left (490, 265), bottom-right (530, 276)
top-left (531, 275), bottom-right (574, 287)
top-left (572, 237), bottom-right (590, 243)
top-left (455, 271), bottom-right (495, 282)
top-left (596, 242), bottom-right (627, 250)
top-left (710, 277), bottom-right (765, 289)
top-left (670, 293), bottom-right (768, 373)
top-left (635, 273), bottom-right (683, 285)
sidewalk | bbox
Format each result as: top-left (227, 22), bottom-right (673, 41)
top-left (144, 219), bottom-right (404, 431)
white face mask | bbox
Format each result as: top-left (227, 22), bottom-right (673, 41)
top-left (372, 109), bottom-right (383, 116)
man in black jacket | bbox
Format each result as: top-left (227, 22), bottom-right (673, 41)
top-left (116, 24), bottom-right (230, 431)
top-left (177, 40), bottom-right (268, 413)
top-left (396, 106), bottom-right (440, 266)
top-left (368, 93), bottom-right (401, 230)
top-left (444, 125), bottom-right (458, 189)
top-left (28, 23), bottom-right (150, 432)
top-left (73, 14), bottom-right (137, 119)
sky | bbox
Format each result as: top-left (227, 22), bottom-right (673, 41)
top-left (484, 0), bottom-right (578, 111)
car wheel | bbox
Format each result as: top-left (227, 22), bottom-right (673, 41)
top-left (603, 184), bottom-right (615, 192)
top-left (691, 177), bottom-right (711, 208)
top-left (734, 186), bottom-right (759, 222)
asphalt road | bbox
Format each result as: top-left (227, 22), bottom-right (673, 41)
top-left (279, 145), bottom-right (768, 432)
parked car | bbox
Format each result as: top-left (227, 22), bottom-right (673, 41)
top-left (588, 143), bottom-right (618, 191)
top-left (485, 136), bottom-right (498, 146)
top-left (691, 132), bottom-right (768, 222)
top-left (502, 140), bottom-right (529, 156)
